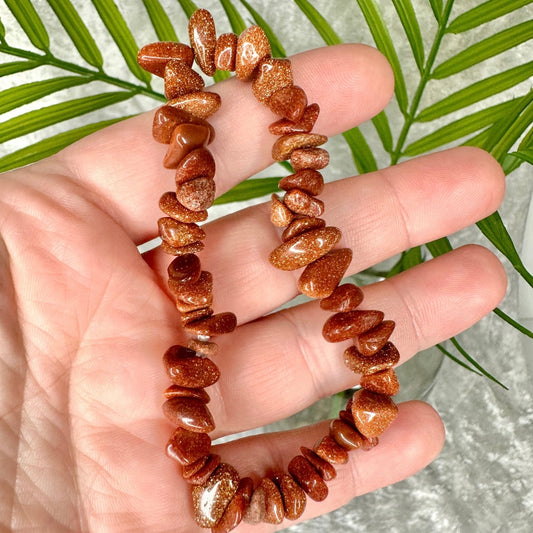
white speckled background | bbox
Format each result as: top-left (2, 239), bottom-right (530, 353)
top-left (1, 1), bottom-right (532, 531)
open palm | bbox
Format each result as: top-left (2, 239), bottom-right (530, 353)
top-left (1, 44), bottom-right (506, 532)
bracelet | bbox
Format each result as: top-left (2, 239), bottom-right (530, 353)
top-left (137, 9), bottom-right (399, 531)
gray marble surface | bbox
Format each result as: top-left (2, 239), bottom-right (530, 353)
top-left (1, 1), bottom-right (532, 531)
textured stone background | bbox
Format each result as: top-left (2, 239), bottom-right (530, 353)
top-left (1, 1), bottom-right (532, 531)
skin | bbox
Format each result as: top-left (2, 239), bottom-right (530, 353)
top-left (0, 44), bottom-right (507, 532)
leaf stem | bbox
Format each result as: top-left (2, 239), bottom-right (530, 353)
top-left (391, 0), bottom-right (455, 164)
top-left (0, 42), bottom-right (165, 102)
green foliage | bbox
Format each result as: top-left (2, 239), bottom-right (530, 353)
top-left (0, 0), bottom-right (532, 384)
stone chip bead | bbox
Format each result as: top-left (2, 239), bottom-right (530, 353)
top-left (164, 123), bottom-right (212, 169)
top-left (185, 312), bottom-right (238, 337)
top-left (166, 427), bottom-right (211, 465)
top-left (169, 91), bottom-right (222, 120)
top-left (300, 447), bottom-right (336, 481)
top-left (282, 216), bottom-right (326, 242)
top-left (161, 241), bottom-right (204, 256)
top-left (163, 344), bottom-right (220, 388)
top-left (162, 396), bottom-right (215, 433)
top-left (188, 338), bottom-right (218, 357)
top-left (279, 169), bottom-right (324, 196)
top-left (164, 59), bottom-right (204, 99)
top-left (269, 226), bottom-right (341, 271)
top-left (351, 389), bottom-right (399, 438)
top-left (288, 455), bottom-right (328, 502)
top-left (181, 306), bottom-right (214, 326)
top-left (284, 189), bottom-right (324, 217)
top-left (174, 271), bottom-right (213, 311)
top-left (246, 478), bottom-right (284, 525)
top-left (152, 106), bottom-right (195, 144)
top-left (344, 342), bottom-right (400, 375)
top-left (158, 218), bottom-right (206, 248)
top-left (192, 463), bottom-right (240, 527)
top-left (322, 310), bottom-right (385, 343)
top-left (137, 41), bottom-right (194, 77)
top-left (313, 435), bottom-right (349, 465)
top-left (176, 176), bottom-right (216, 211)
top-left (163, 384), bottom-right (210, 403)
top-left (175, 147), bottom-right (216, 185)
top-left (320, 283), bottom-right (364, 312)
top-left (235, 25), bottom-right (271, 80)
top-left (298, 248), bottom-right (353, 299)
top-left (267, 85), bottom-right (308, 121)
top-left (215, 32), bottom-right (238, 71)
top-left (360, 368), bottom-right (400, 396)
top-left (354, 320), bottom-right (396, 356)
top-left (270, 194), bottom-right (294, 227)
top-left (167, 253), bottom-right (201, 285)
top-left (272, 132), bottom-right (328, 162)
top-left (269, 103), bottom-right (320, 136)
top-left (212, 477), bottom-right (254, 533)
top-left (272, 472), bottom-right (306, 520)
top-left (159, 192), bottom-right (208, 223)
top-left (188, 8), bottom-right (217, 76)
top-left (184, 454), bottom-right (221, 485)
top-left (329, 419), bottom-right (364, 450)
top-left (290, 147), bottom-right (330, 171)
top-left (252, 58), bottom-right (293, 103)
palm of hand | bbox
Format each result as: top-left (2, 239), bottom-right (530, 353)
top-left (1, 44), bottom-right (507, 532)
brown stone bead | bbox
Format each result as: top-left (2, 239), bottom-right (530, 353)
top-left (162, 396), bottom-right (215, 433)
top-left (163, 123), bottom-right (211, 169)
top-left (252, 58), bottom-right (293, 104)
top-left (192, 463), bottom-right (240, 528)
top-left (344, 342), bottom-right (400, 375)
top-left (181, 306), bottom-right (214, 326)
top-left (300, 447), bottom-right (336, 481)
top-left (176, 176), bottom-right (216, 211)
top-left (158, 218), bottom-right (205, 248)
top-left (269, 226), bottom-right (341, 271)
top-left (247, 478), bottom-right (284, 525)
top-left (267, 85), bottom-right (308, 122)
top-left (152, 106), bottom-right (193, 144)
top-left (161, 241), bottom-right (204, 256)
top-left (361, 368), bottom-right (400, 396)
top-left (280, 169), bottom-right (324, 196)
top-left (137, 41), bottom-right (194, 77)
top-left (188, 8), bottom-right (217, 76)
top-left (290, 147), bottom-right (329, 171)
top-left (215, 32), bottom-right (238, 71)
top-left (272, 473), bottom-right (306, 520)
top-left (235, 25), bottom-right (271, 81)
top-left (270, 193), bottom-right (293, 227)
top-left (361, 436), bottom-right (379, 451)
top-left (351, 389), bottom-right (399, 438)
top-left (272, 132), bottom-right (328, 162)
top-left (212, 477), bottom-right (253, 533)
top-left (163, 384), bottom-right (210, 403)
top-left (185, 312), bottom-right (237, 337)
top-left (166, 427), bottom-right (211, 466)
top-left (269, 103), bottom-right (320, 135)
top-left (287, 455), bottom-right (328, 502)
top-left (164, 59), bottom-right (205, 100)
top-left (174, 271), bottom-right (213, 310)
top-left (167, 253), bottom-right (201, 284)
top-left (243, 485), bottom-right (265, 524)
top-left (354, 320), bottom-right (396, 357)
top-left (322, 310), bottom-right (385, 343)
top-left (163, 344), bottom-right (220, 388)
top-left (159, 192), bottom-right (208, 223)
top-left (284, 189), bottom-right (324, 217)
top-left (320, 283), bottom-right (364, 312)
top-left (282, 217), bottom-right (325, 242)
top-left (175, 147), bottom-right (216, 186)
top-left (169, 91), bottom-right (222, 120)
top-left (299, 248), bottom-right (352, 299)
top-left (313, 435), bottom-right (349, 465)
top-left (339, 408), bottom-right (356, 428)
top-left (188, 338), bottom-right (218, 357)
top-left (329, 419), bottom-right (364, 450)
top-left (184, 454), bottom-right (221, 485)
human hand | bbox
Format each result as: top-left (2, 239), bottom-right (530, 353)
top-left (0, 43), bottom-right (506, 531)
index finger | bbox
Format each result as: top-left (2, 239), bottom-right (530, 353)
top-left (55, 44), bottom-right (393, 244)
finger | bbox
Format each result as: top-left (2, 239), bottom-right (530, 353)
top-left (208, 244), bottom-right (506, 436)
top-left (146, 146), bottom-right (505, 323)
top-left (213, 401), bottom-right (444, 531)
top-left (53, 44), bottom-right (393, 244)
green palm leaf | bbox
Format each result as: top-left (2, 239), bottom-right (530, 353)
top-left (432, 20), bottom-right (533, 79)
top-left (4, 0), bottom-right (49, 52)
top-left (294, 0), bottom-right (343, 45)
top-left (447, 0), bottom-right (533, 34)
top-left (176, 0), bottom-right (199, 19)
top-left (0, 59), bottom-right (40, 76)
top-left (391, 0), bottom-right (425, 72)
top-left (372, 110), bottom-right (393, 154)
top-left (509, 148), bottom-right (533, 165)
top-left (214, 177), bottom-right (280, 204)
top-left (142, 0), bottom-right (179, 42)
top-left (218, 0), bottom-right (247, 34)
top-left (343, 127), bottom-right (378, 174)
top-left (46, 0), bottom-right (103, 68)
top-left (429, 0), bottom-right (443, 22)
top-left (90, 0), bottom-right (151, 84)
